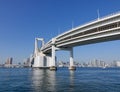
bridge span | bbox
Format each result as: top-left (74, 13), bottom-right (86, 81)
top-left (32, 12), bottom-right (120, 70)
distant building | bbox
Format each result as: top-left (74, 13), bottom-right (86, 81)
top-left (90, 59), bottom-right (98, 67)
top-left (4, 57), bottom-right (13, 67)
top-left (5, 57), bottom-right (13, 64)
top-left (57, 61), bottom-right (69, 67)
top-left (89, 59), bottom-right (106, 68)
top-left (99, 61), bottom-right (106, 67)
top-left (116, 61), bottom-right (120, 67)
top-left (23, 58), bottom-right (31, 67)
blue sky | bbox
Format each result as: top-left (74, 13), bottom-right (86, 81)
top-left (0, 0), bottom-right (120, 64)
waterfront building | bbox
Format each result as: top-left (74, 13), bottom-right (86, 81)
top-left (4, 57), bottom-right (13, 67)
top-left (89, 59), bottom-right (106, 68)
top-left (115, 61), bottom-right (120, 67)
top-left (90, 59), bottom-right (97, 67)
top-left (58, 61), bottom-right (64, 67)
top-left (5, 57), bottom-right (12, 65)
top-left (23, 58), bottom-right (31, 67)
top-left (99, 61), bottom-right (106, 67)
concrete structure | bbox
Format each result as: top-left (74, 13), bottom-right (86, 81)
top-left (32, 38), bottom-right (52, 69)
top-left (32, 12), bottom-right (120, 70)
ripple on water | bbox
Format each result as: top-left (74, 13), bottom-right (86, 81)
top-left (0, 67), bottom-right (120, 92)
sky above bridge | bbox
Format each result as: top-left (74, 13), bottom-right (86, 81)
top-left (0, 0), bottom-right (120, 64)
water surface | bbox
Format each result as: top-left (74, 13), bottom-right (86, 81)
top-left (0, 67), bottom-right (120, 92)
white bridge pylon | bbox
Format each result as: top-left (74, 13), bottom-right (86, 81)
top-left (34, 38), bottom-right (44, 55)
top-left (33, 38), bottom-right (49, 68)
top-left (32, 37), bottom-right (76, 70)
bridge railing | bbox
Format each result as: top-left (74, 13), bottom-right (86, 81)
top-left (56, 11), bottom-right (120, 39)
top-left (73, 11), bottom-right (120, 32)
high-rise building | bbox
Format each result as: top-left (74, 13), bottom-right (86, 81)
top-left (4, 57), bottom-right (13, 67)
top-left (23, 58), bottom-right (30, 67)
top-left (90, 59), bottom-right (106, 67)
top-left (5, 57), bottom-right (13, 65)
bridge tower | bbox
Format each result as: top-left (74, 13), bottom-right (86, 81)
top-left (32, 37), bottom-right (76, 71)
top-left (32, 38), bottom-right (50, 68)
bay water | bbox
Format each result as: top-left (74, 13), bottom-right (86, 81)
top-left (0, 67), bottom-right (120, 92)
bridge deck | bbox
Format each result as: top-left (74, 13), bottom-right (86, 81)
top-left (41, 12), bottom-right (120, 53)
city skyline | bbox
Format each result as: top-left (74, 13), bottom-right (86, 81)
top-left (0, 0), bottom-right (120, 64)
top-left (1, 57), bottom-right (120, 68)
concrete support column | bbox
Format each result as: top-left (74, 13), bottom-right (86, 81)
top-left (51, 45), bottom-right (56, 66)
top-left (70, 48), bottom-right (74, 66)
top-left (50, 38), bottom-right (57, 71)
top-left (69, 48), bottom-right (76, 70)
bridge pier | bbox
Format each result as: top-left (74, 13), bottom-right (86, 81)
top-left (69, 48), bottom-right (76, 70)
top-left (50, 38), bottom-right (57, 71)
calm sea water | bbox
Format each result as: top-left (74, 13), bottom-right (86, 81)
top-left (0, 67), bottom-right (120, 92)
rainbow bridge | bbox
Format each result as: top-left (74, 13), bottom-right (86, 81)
top-left (32, 12), bottom-right (120, 70)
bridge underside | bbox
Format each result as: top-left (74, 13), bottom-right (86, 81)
top-left (59, 34), bottom-right (120, 48)
top-left (43, 33), bottom-right (120, 54)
